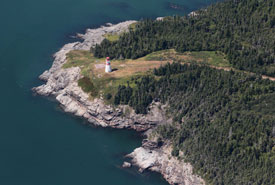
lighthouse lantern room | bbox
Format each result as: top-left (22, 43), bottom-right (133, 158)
top-left (105, 57), bottom-right (112, 73)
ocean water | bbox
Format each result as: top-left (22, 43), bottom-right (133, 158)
top-left (0, 0), bottom-right (221, 184)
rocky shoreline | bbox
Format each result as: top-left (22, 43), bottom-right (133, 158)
top-left (33, 20), bottom-right (204, 185)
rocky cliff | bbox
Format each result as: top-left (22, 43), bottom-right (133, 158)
top-left (33, 21), bottom-right (204, 185)
top-left (128, 140), bottom-right (204, 185)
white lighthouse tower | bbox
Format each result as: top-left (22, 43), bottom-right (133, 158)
top-left (105, 57), bottom-right (112, 73)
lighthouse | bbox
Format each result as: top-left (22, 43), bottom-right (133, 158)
top-left (105, 57), bottom-right (112, 73)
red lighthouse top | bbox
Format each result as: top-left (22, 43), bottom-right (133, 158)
top-left (106, 57), bottom-right (111, 66)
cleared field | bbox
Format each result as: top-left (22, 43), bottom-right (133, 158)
top-left (63, 49), bottom-right (231, 101)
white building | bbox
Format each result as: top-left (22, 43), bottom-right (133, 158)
top-left (105, 57), bottom-right (112, 73)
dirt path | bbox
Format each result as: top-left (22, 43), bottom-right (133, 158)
top-left (262, 75), bottom-right (275, 81)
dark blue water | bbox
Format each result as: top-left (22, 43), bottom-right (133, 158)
top-left (0, 0), bottom-right (221, 184)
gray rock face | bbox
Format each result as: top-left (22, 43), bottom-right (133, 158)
top-left (128, 140), bottom-right (205, 185)
top-left (122, 162), bottom-right (132, 168)
top-left (33, 20), bottom-right (204, 185)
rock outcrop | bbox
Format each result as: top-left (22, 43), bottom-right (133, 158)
top-left (33, 20), bottom-right (205, 185)
top-left (128, 140), bottom-right (205, 185)
top-left (122, 162), bottom-right (132, 168)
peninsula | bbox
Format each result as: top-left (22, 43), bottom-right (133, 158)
top-left (33, 0), bottom-right (275, 184)
top-left (33, 20), bottom-right (204, 185)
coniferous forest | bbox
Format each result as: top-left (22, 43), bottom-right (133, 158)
top-left (115, 63), bottom-right (275, 185)
top-left (93, 0), bottom-right (275, 76)
top-left (92, 0), bottom-right (275, 184)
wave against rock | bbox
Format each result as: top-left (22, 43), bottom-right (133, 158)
top-left (33, 20), bottom-right (204, 185)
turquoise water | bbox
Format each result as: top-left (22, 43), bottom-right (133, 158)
top-left (0, 0), bottom-right (221, 184)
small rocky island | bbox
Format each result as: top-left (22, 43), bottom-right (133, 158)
top-left (33, 20), bottom-right (204, 185)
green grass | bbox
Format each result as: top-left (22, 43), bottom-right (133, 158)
top-left (144, 49), bottom-right (231, 68)
top-left (103, 33), bottom-right (120, 42)
top-left (63, 50), bottom-right (96, 69)
top-left (187, 51), bottom-right (230, 68)
top-left (78, 77), bottom-right (98, 96)
top-left (97, 75), bottom-right (140, 104)
top-left (144, 49), bottom-right (175, 61)
top-left (129, 22), bottom-right (138, 31)
top-left (103, 23), bottom-right (137, 42)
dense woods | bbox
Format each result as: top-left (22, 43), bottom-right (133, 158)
top-left (91, 0), bottom-right (275, 184)
top-left (93, 0), bottom-right (275, 76)
top-left (114, 63), bottom-right (275, 185)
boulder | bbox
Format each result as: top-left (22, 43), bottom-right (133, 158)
top-left (122, 162), bottom-right (132, 168)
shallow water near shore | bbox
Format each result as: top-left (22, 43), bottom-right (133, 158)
top-left (0, 0), bottom-right (221, 184)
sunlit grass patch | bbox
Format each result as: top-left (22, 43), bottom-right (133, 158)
top-left (129, 22), bottom-right (138, 31)
top-left (63, 50), bottom-right (96, 69)
top-left (103, 33), bottom-right (120, 42)
top-left (103, 23), bottom-right (137, 42)
top-left (186, 51), bottom-right (230, 68)
top-left (78, 77), bottom-right (98, 97)
top-left (144, 49), bottom-right (230, 68)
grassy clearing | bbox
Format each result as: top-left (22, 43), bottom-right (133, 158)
top-left (186, 51), bottom-right (230, 67)
top-left (144, 49), bottom-right (230, 68)
top-left (129, 22), bottom-right (138, 31)
top-left (63, 49), bottom-right (230, 102)
top-left (78, 77), bottom-right (98, 97)
top-left (103, 33), bottom-right (120, 42)
top-left (63, 50), bottom-right (169, 101)
top-left (103, 23), bottom-right (137, 42)
top-left (63, 50), bottom-right (95, 69)
top-left (143, 49), bottom-right (178, 61)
